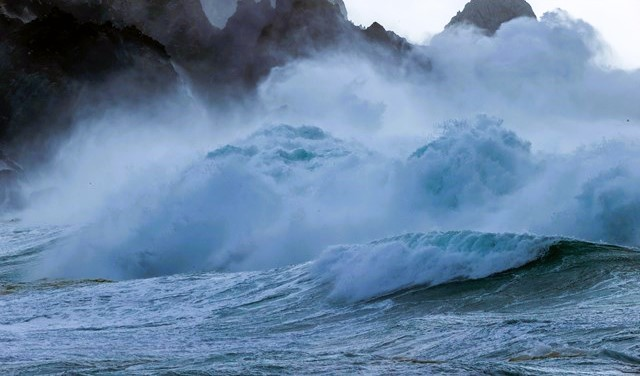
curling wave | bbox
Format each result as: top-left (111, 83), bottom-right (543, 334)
top-left (313, 231), bottom-right (559, 301)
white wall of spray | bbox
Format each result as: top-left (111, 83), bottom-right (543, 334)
top-left (259, 12), bottom-right (640, 152)
top-left (15, 10), bottom-right (640, 282)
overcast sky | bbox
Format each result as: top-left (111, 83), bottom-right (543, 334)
top-left (343, 0), bottom-right (640, 70)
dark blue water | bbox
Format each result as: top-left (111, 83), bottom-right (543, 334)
top-left (1, 222), bottom-right (639, 375)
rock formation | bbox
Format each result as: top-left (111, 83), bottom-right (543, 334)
top-left (446, 0), bottom-right (536, 35)
top-left (1, 0), bottom-right (420, 166)
top-left (0, 6), bottom-right (179, 163)
top-left (363, 22), bottom-right (411, 54)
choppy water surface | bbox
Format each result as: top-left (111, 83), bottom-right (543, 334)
top-left (3, 120), bottom-right (640, 375)
top-left (1, 221), bottom-right (639, 375)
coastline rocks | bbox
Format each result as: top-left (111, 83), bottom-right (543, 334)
top-left (446, 0), bottom-right (536, 35)
top-left (364, 22), bottom-right (411, 54)
top-left (0, 0), bottom-right (421, 166)
top-left (0, 7), bottom-right (179, 164)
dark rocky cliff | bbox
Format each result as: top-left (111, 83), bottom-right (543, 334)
top-left (0, 0), bottom-right (418, 164)
top-left (0, 0), bottom-right (537, 171)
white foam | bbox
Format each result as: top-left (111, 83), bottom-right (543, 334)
top-left (313, 231), bottom-right (558, 301)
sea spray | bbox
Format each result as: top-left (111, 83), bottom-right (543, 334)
top-left (313, 231), bottom-right (559, 301)
top-left (27, 118), bottom-right (640, 280)
top-left (13, 9), bottom-right (640, 280)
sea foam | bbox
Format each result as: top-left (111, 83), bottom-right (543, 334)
top-left (313, 231), bottom-right (558, 301)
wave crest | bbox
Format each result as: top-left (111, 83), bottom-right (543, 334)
top-left (313, 231), bottom-right (558, 301)
top-left (405, 116), bottom-right (535, 209)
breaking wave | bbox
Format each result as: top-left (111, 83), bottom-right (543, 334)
top-left (6, 9), bottom-right (639, 282)
top-left (313, 231), bottom-right (559, 301)
top-left (24, 117), bottom-right (640, 281)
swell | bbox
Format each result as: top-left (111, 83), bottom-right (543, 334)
top-left (2, 223), bottom-right (639, 313)
top-left (1, 234), bottom-right (638, 376)
top-left (313, 232), bottom-right (640, 302)
top-left (383, 238), bottom-right (640, 312)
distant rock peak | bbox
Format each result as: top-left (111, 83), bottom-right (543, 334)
top-left (446, 0), bottom-right (536, 35)
top-left (326, 0), bottom-right (348, 19)
top-left (363, 22), bottom-right (411, 53)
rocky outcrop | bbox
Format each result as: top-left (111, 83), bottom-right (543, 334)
top-left (446, 0), bottom-right (536, 35)
top-left (1, 0), bottom-right (216, 53)
top-left (0, 0), bottom-right (418, 166)
top-left (363, 22), bottom-right (411, 54)
top-left (1, 0), bottom-right (368, 93)
top-left (195, 0), bottom-right (360, 95)
top-left (0, 6), bottom-right (179, 163)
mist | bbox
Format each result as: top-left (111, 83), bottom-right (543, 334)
top-left (10, 8), bottom-right (640, 280)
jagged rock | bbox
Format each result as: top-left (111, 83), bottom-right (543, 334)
top-left (2, 0), bottom-right (216, 54)
top-left (326, 0), bottom-right (348, 19)
top-left (3, 0), bottom-right (351, 90)
top-left (178, 0), bottom-right (363, 97)
top-left (0, 7), bottom-right (179, 164)
top-left (1, 0), bottom-right (416, 105)
top-left (194, 0), bottom-right (416, 94)
top-left (364, 22), bottom-right (412, 54)
top-left (0, 0), bottom-right (423, 165)
top-left (446, 0), bottom-right (536, 35)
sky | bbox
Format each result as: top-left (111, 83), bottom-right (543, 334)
top-left (343, 0), bottom-right (640, 70)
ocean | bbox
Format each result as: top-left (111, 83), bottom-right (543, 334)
top-left (2, 120), bottom-right (640, 374)
top-left (1, 223), bottom-right (639, 374)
